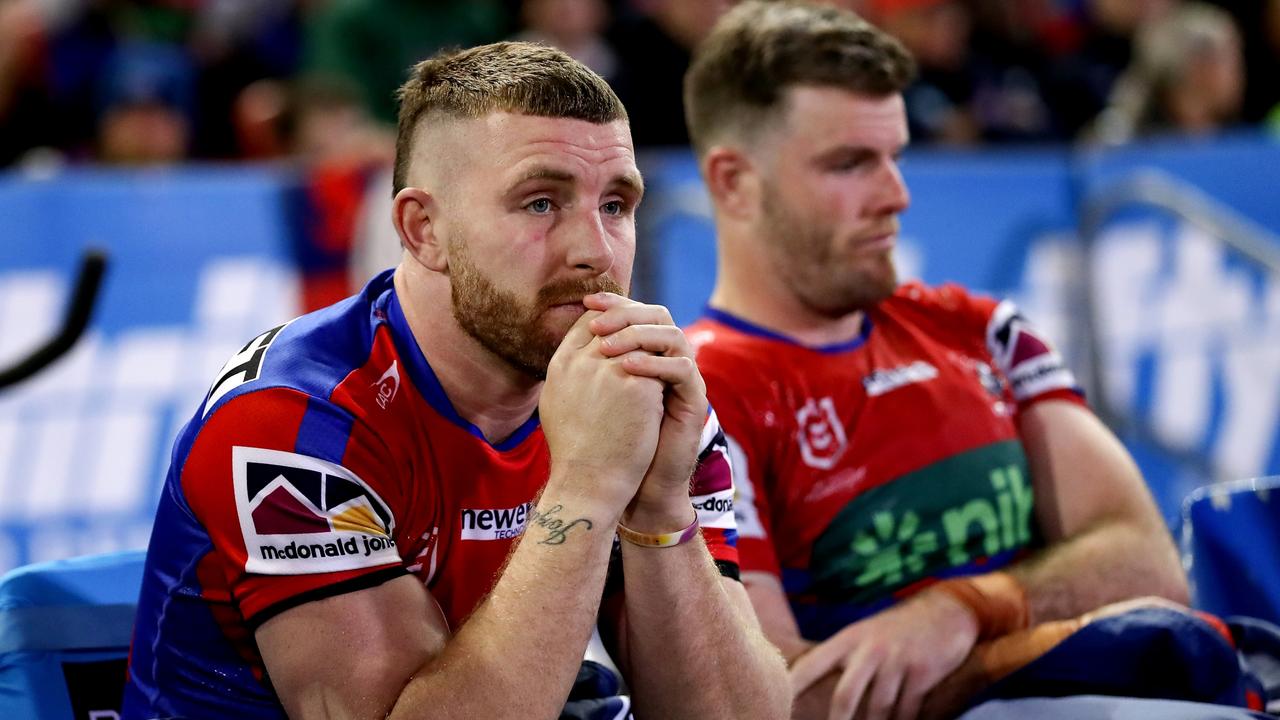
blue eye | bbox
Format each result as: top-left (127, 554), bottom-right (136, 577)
top-left (602, 201), bottom-right (624, 216)
top-left (527, 198), bottom-right (553, 214)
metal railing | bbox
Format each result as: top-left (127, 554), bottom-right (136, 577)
top-left (1078, 170), bottom-right (1280, 482)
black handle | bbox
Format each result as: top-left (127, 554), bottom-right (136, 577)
top-left (0, 250), bottom-right (109, 391)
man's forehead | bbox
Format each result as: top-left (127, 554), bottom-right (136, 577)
top-left (453, 111), bottom-right (634, 154)
top-left (779, 86), bottom-right (908, 142)
top-left (422, 111), bottom-right (638, 182)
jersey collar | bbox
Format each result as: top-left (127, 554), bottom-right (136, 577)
top-left (701, 306), bottom-right (873, 354)
top-left (377, 277), bottom-right (541, 452)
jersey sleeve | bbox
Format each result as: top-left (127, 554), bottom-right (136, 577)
top-left (690, 409), bottom-right (740, 580)
top-left (981, 296), bottom-right (1086, 410)
top-left (918, 283), bottom-right (1087, 412)
top-left (179, 387), bottom-right (411, 626)
top-left (696, 354), bottom-right (784, 581)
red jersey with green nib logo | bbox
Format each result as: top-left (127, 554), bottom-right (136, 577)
top-left (688, 282), bottom-right (1084, 641)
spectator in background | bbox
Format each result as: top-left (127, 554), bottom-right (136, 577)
top-left (0, 0), bottom-right (56, 167)
top-left (233, 74), bottom-right (393, 167)
top-left (1261, 0), bottom-right (1280, 131)
top-left (872, 0), bottom-right (982, 144)
top-left (514, 0), bottom-right (617, 81)
top-left (305, 0), bottom-right (509, 125)
top-left (1050, 0), bottom-right (1174, 139)
top-left (188, 0), bottom-right (304, 158)
top-left (95, 42), bottom-right (196, 165)
top-left (231, 73), bottom-right (395, 311)
top-left (1090, 2), bottom-right (1245, 143)
top-left (608, 0), bottom-right (733, 147)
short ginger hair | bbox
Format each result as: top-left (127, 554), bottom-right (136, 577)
top-left (684, 1), bottom-right (916, 156)
top-left (393, 41), bottom-right (627, 195)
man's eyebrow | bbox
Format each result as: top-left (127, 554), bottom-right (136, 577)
top-left (509, 167), bottom-right (644, 197)
top-left (512, 167), bottom-right (576, 185)
top-left (610, 172), bottom-right (645, 197)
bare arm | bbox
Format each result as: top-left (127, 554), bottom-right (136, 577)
top-left (588, 293), bottom-right (791, 720)
top-left (1007, 398), bottom-right (1188, 622)
top-left (258, 486), bottom-right (619, 720)
top-left (618, 537), bottom-right (790, 719)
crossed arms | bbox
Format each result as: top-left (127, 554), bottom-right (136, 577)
top-left (755, 399), bottom-right (1188, 720)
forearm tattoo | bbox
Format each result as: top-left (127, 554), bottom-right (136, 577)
top-left (527, 504), bottom-right (594, 546)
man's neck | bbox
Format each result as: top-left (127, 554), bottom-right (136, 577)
top-left (393, 266), bottom-right (542, 445)
top-left (708, 233), bottom-right (866, 348)
top-left (708, 283), bottom-right (865, 348)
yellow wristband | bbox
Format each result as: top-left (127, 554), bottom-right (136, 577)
top-left (616, 510), bottom-right (700, 548)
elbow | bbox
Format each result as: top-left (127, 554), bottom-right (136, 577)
top-left (1162, 564), bottom-right (1191, 607)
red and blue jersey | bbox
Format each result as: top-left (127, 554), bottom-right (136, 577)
top-left (123, 270), bottom-right (739, 719)
top-left (688, 282), bottom-right (1084, 642)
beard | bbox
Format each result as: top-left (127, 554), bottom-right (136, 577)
top-left (761, 182), bottom-right (898, 318)
top-left (449, 241), bottom-right (626, 380)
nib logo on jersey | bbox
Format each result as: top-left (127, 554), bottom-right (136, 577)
top-left (232, 446), bottom-right (399, 575)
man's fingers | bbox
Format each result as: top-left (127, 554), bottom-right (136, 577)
top-left (599, 324), bottom-right (690, 358)
top-left (858, 663), bottom-right (905, 720)
top-left (617, 353), bottom-right (700, 389)
top-left (586, 297), bottom-right (675, 336)
top-left (559, 309), bottom-right (605, 351)
top-left (889, 671), bottom-right (926, 720)
top-left (828, 651), bottom-right (875, 720)
top-left (581, 292), bottom-right (629, 312)
top-left (790, 639), bottom-right (852, 695)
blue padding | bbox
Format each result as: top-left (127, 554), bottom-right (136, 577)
top-left (0, 551), bottom-right (144, 719)
top-left (960, 695), bottom-right (1271, 720)
top-left (0, 550), bottom-right (146, 610)
top-left (1181, 477), bottom-right (1280, 625)
top-left (0, 605), bottom-right (139, 654)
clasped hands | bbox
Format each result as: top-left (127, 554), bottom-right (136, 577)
top-left (538, 292), bottom-right (705, 531)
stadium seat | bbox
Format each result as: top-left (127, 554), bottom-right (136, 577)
top-left (1181, 477), bottom-right (1280, 625)
top-left (0, 550), bottom-right (145, 720)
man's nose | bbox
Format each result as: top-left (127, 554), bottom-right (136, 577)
top-left (564, 208), bottom-right (616, 273)
top-left (873, 158), bottom-right (911, 216)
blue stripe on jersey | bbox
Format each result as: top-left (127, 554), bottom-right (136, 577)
top-left (702, 307), bottom-right (875, 354)
top-left (295, 397), bottom-right (355, 465)
top-left (201, 276), bottom-right (382, 421)
top-left (784, 546), bottom-right (1024, 641)
top-left (380, 285), bottom-right (541, 452)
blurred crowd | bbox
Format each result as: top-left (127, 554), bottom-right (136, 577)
top-left (1, 0), bottom-right (1277, 170)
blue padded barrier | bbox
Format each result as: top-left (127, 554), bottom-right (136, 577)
top-left (1181, 477), bottom-right (1280, 626)
top-left (0, 550), bottom-right (145, 720)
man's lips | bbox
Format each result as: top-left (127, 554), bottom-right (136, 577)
top-left (857, 232), bottom-right (897, 253)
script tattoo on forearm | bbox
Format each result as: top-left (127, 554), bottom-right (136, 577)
top-left (527, 504), bottom-right (593, 545)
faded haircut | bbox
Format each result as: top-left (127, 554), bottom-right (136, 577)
top-left (392, 41), bottom-right (627, 195)
top-left (684, 1), bottom-right (916, 156)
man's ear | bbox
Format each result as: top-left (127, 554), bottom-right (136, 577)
top-left (392, 187), bottom-right (448, 272)
top-left (702, 145), bottom-right (763, 221)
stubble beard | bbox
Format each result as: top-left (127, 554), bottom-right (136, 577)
top-left (449, 241), bottom-right (625, 380)
top-left (761, 184), bottom-right (898, 318)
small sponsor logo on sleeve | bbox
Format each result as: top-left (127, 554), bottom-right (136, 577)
top-left (692, 488), bottom-right (735, 530)
top-left (232, 446), bottom-right (399, 575)
top-left (986, 300), bottom-right (1079, 402)
top-left (205, 324), bottom-right (288, 416)
top-left (372, 360), bottom-right (401, 409)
